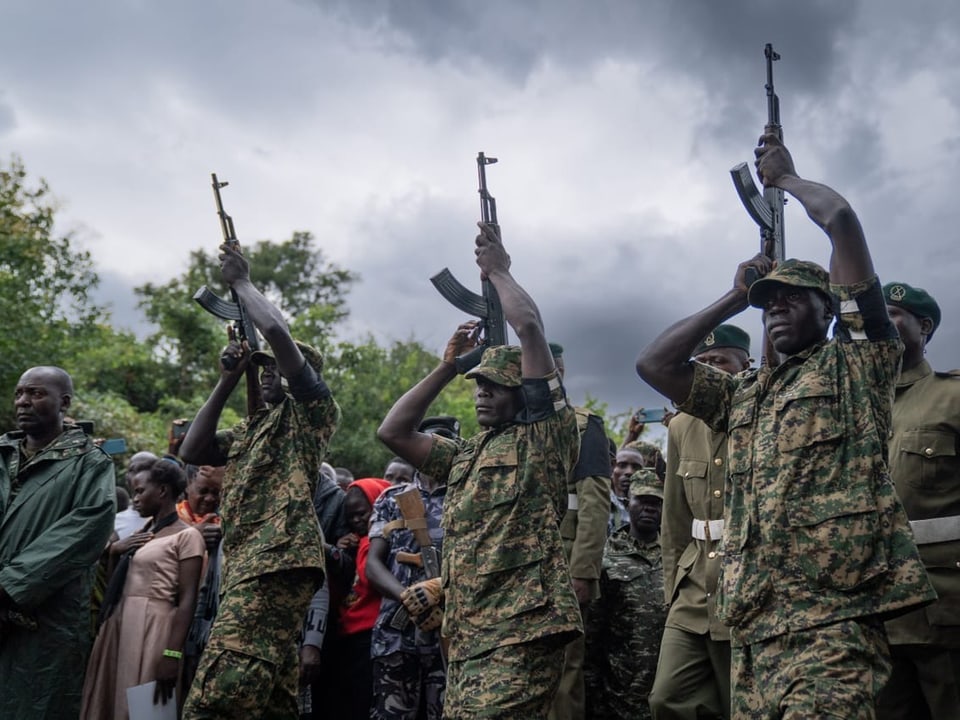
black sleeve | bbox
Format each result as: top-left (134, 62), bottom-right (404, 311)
top-left (516, 376), bottom-right (560, 424)
top-left (286, 358), bottom-right (332, 402)
top-left (573, 414), bottom-right (611, 481)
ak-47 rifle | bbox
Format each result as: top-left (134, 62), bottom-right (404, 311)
top-left (430, 153), bottom-right (508, 373)
top-left (730, 43), bottom-right (785, 367)
top-left (193, 174), bottom-right (264, 416)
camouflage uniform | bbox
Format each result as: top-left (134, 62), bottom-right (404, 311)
top-left (584, 524), bottom-right (666, 719)
top-left (419, 368), bottom-right (581, 718)
top-left (878, 359), bottom-right (960, 719)
top-left (183, 349), bottom-right (340, 720)
top-left (368, 477), bottom-right (447, 720)
top-left (550, 407), bottom-right (613, 720)
top-left (649, 412), bottom-right (730, 719)
top-left (679, 276), bottom-right (936, 717)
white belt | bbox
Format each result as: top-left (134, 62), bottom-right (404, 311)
top-left (567, 494), bottom-right (579, 511)
top-left (910, 515), bottom-right (960, 545)
top-left (691, 518), bottom-right (724, 542)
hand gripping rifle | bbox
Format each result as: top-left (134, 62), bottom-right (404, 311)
top-left (193, 174), bottom-right (264, 415)
top-left (730, 44), bottom-right (785, 367)
top-left (430, 153), bottom-right (508, 373)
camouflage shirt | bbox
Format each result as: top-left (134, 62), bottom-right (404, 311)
top-left (419, 370), bottom-right (581, 662)
top-left (885, 359), bottom-right (960, 647)
top-left (584, 527), bottom-right (666, 720)
top-left (215, 357), bottom-right (340, 591)
top-left (679, 276), bottom-right (936, 646)
top-left (662, 412), bottom-right (729, 640)
top-left (369, 476), bottom-right (446, 657)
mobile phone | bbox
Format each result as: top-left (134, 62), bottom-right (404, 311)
top-left (172, 420), bottom-right (192, 439)
top-left (634, 408), bottom-right (667, 423)
top-left (100, 438), bottom-right (127, 455)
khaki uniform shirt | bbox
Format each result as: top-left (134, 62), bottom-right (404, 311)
top-left (885, 359), bottom-right (960, 647)
top-left (420, 371), bottom-right (582, 661)
top-left (662, 412), bottom-right (729, 640)
top-left (559, 407), bottom-right (613, 601)
top-left (679, 276), bottom-right (936, 646)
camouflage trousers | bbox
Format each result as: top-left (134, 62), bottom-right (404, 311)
top-left (183, 569), bottom-right (319, 720)
top-left (444, 636), bottom-right (566, 720)
top-left (371, 650), bottom-right (446, 720)
top-left (732, 617), bottom-right (891, 719)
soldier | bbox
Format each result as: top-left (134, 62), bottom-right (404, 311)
top-left (364, 416), bottom-right (458, 720)
top-left (649, 324), bottom-right (751, 720)
top-left (584, 469), bottom-right (667, 720)
top-left (636, 133), bottom-right (935, 717)
top-left (548, 343), bottom-right (613, 720)
top-left (378, 221), bottom-right (582, 718)
top-left (179, 242), bottom-right (341, 719)
top-left (877, 282), bottom-right (960, 719)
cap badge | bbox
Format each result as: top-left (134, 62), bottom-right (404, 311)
top-left (890, 285), bottom-right (907, 301)
top-left (704, 332), bottom-right (716, 346)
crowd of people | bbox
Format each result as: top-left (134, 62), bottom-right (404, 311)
top-left (0, 131), bottom-right (957, 720)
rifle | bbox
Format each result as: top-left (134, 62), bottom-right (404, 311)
top-left (730, 44), bottom-right (785, 367)
top-left (430, 153), bottom-right (508, 373)
top-left (192, 174), bottom-right (264, 416)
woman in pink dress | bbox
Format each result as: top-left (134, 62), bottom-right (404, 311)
top-left (81, 458), bottom-right (204, 719)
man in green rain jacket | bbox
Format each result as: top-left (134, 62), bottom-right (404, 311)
top-left (0, 365), bottom-right (116, 719)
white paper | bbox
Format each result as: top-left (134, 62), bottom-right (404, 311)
top-left (126, 681), bottom-right (177, 720)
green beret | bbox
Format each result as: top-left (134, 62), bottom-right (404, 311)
top-left (464, 345), bottom-right (522, 388)
top-left (548, 342), bottom-right (564, 358)
top-left (883, 281), bottom-right (941, 340)
top-left (629, 468), bottom-right (664, 500)
top-left (747, 258), bottom-right (832, 309)
top-left (694, 324), bottom-right (751, 356)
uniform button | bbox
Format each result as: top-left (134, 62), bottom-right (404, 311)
top-left (684, 472), bottom-right (690, 478)
top-left (706, 592), bottom-right (712, 598)
top-left (714, 458), bottom-right (723, 466)
top-left (713, 490), bottom-right (721, 498)
top-left (708, 551), bottom-right (717, 559)
top-left (924, 448), bottom-right (934, 456)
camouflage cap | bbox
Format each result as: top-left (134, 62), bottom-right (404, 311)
top-left (883, 281), bottom-right (941, 340)
top-left (747, 258), bottom-right (832, 309)
top-left (694, 324), bottom-right (751, 356)
top-left (418, 415), bottom-right (461, 440)
top-left (250, 340), bottom-right (325, 375)
top-left (464, 345), bottom-right (522, 388)
top-left (629, 468), bottom-right (664, 500)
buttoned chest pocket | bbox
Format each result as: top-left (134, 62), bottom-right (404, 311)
top-left (899, 429), bottom-right (959, 493)
top-left (678, 459), bottom-right (709, 501)
top-left (775, 375), bottom-right (842, 453)
top-left (606, 562), bottom-right (647, 584)
top-left (471, 445), bottom-right (520, 510)
top-left (726, 395), bottom-right (755, 476)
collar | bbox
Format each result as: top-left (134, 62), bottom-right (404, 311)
top-left (897, 359), bottom-right (932, 389)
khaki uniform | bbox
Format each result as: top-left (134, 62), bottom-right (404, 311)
top-left (420, 370), bottom-right (581, 717)
top-left (550, 407), bottom-right (612, 720)
top-left (680, 276), bottom-right (936, 716)
top-left (649, 412), bottom-right (730, 719)
top-left (878, 360), bottom-right (960, 719)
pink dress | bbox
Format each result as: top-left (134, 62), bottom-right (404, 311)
top-left (82, 525), bottom-right (205, 720)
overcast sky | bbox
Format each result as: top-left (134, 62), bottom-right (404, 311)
top-left (3, 0), bottom-right (959, 428)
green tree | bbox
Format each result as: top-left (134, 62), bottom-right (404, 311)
top-left (0, 155), bottom-right (113, 430)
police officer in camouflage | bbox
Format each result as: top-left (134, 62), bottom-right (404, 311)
top-left (584, 469), bottom-right (667, 720)
top-left (649, 324), bottom-right (750, 720)
top-left (637, 133), bottom-right (936, 719)
top-left (378, 221), bottom-right (581, 719)
top-left (876, 282), bottom-right (960, 720)
top-left (180, 242), bottom-right (341, 719)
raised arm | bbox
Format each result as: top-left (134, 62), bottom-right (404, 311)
top-left (474, 222), bottom-right (553, 378)
top-left (755, 134), bottom-right (873, 285)
top-left (377, 321), bottom-right (480, 467)
top-left (219, 243), bottom-right (307, 380)
top-left (636, 254), bottom-right (772, 404)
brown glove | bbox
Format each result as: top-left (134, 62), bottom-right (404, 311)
top-left (400, 577), bottom-right (442, 617)
top-left (412, 605), bottom-right (443, 632)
